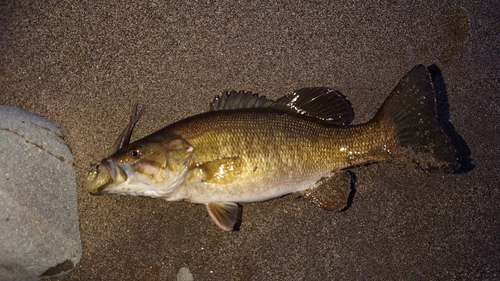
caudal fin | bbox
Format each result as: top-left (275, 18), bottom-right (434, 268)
top-left (374, 65), bottom-right (458, 172)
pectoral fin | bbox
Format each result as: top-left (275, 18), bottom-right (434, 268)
top-left (206, 202), bottom-right (241, 231)
top-left (302, 170), bottom-right (353, 211)
top-left (199, 157), bottom-right (242, 184)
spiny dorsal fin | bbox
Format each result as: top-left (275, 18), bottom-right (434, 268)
top-left (210, 88), bottom-right (354, 126)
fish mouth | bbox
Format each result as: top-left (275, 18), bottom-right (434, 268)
top-left (86, 159), bottom-right (127, 195)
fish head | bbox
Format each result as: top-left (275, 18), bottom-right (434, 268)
top-left (86, 137), bottom-right (194, 198)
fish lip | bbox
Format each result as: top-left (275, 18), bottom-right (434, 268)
top-left (94, 161), bottom-right (111, 194)
top-left (86, 160), bottom-right (111, 195)
top-left (104, 159), bottom-right (115, 181)
top-left (97, 184), bottom-right (110, 195)
top-left (96, 159), bottom-right (127, 194)
top-left (86, 160), bottom-right (116, 195)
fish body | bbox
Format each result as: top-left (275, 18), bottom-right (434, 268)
top-left (87, 65), bottom-right (458, 230)
top-left (150, 109), bottom-right (385, 203)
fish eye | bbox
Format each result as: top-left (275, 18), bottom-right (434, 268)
top-left (129, 147), bottom-right (142, 157)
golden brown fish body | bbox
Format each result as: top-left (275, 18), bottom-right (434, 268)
top-left (86, 65), bottom-right (457, 230)
top-left (163, 109), bottom-right (387, 203)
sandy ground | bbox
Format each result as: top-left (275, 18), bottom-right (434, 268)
top-left (1, 1), bottom-right (498, 280)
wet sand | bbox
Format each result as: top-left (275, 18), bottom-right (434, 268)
top-left (1, 1), bottom-right (498, 280)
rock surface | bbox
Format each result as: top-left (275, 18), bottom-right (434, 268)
top-left (0, 106), bottom-right (81, 280)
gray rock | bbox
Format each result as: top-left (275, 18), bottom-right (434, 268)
top-left (0, 106), bottom-right (81, 280)
top-left (176, 267), bottom-right (194, 281)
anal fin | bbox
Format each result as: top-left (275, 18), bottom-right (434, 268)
top-left (301, 170), bottom-right (353, 211)
top-left (206, 202), bottom-right (241, 231)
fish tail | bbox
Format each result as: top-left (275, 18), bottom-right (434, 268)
top-left (373, 65), bottom-right (458, 172)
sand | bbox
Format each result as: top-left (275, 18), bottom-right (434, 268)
top-left (1, 1), bottom-right (498, 280)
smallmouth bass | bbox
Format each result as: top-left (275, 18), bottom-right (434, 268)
top-left (86, 65), bottom-right (458, 231)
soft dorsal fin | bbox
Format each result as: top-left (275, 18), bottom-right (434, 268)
top-left (276, 88), bottom-right (354, 126)
top-left (210, 87), bottom-right (354, 126)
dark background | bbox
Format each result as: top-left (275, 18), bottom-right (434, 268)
top-left (1, 1), bottom-right (498, 280)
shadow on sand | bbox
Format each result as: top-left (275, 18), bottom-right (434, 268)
top-left (428, 64), bottom-right (474, 173)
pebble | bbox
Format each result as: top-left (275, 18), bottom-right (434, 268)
top-left (177, 267), bottom-right (194, 281)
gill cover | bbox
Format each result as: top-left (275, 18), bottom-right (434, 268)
top-left (97, 138), bottom-right (194, 198)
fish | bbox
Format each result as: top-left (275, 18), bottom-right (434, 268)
top-left (86, 65), bottom-right (458, 231)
